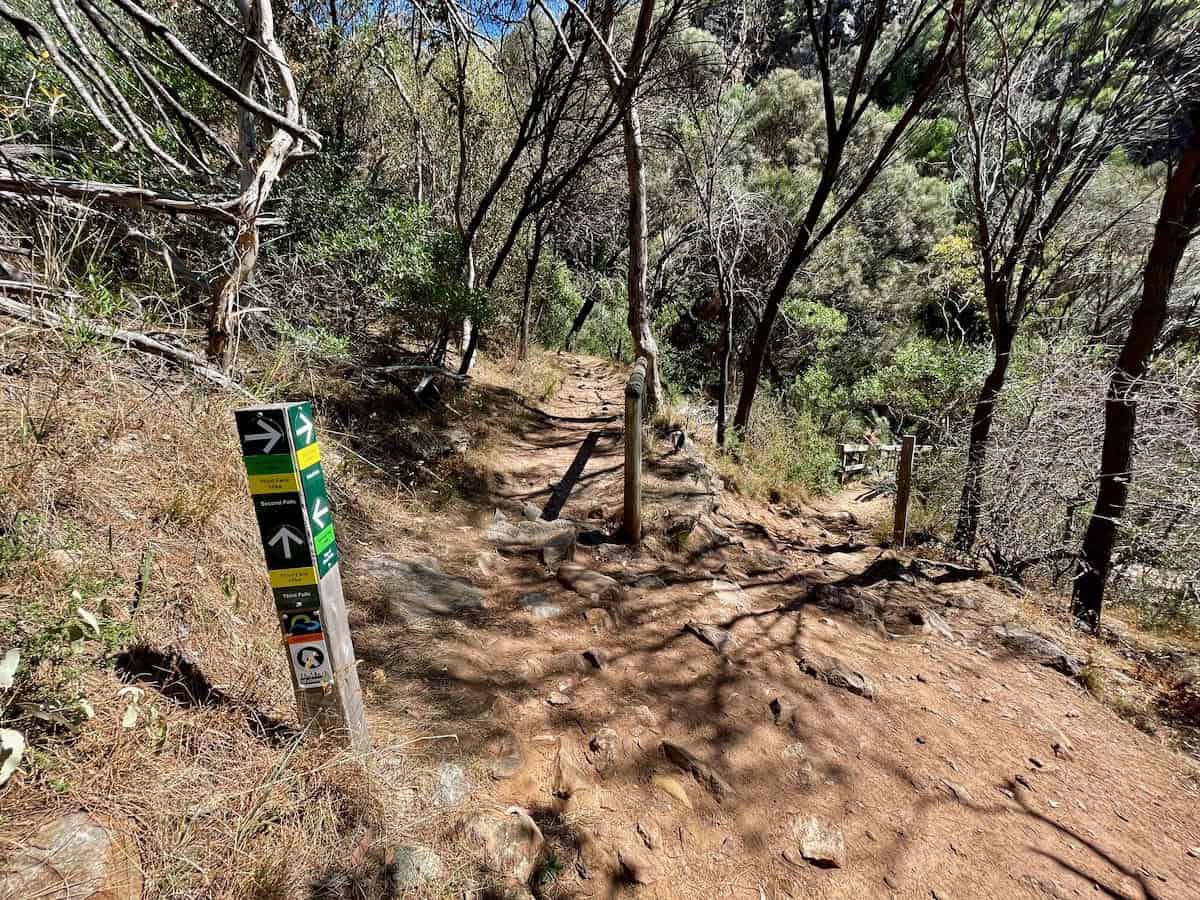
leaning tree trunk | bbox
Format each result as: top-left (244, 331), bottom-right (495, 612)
top-left (620, 99), bottom-right (661, 412)
top-left (1072, 119), bottom-right (1200, 631)
top-left (563, 291), bottom-right (598, 352)
top-left (954, 321), bottom-right (1015, 551)
top-left (207, 0), bottom-right (299, 369)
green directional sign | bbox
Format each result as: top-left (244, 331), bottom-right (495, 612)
top-left (234, 402), bottom-right (367, 748)
top-left (234, 403), bottom-right (340, 610)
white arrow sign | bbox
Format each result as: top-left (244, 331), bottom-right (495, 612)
top-left (294, 411), bottom-right (315, 445)
top-left (246, 418), bottom-right (283, 453)
top-left (310, 497), bottom-right (330, 529)
top-left (268, 525), bottom-right (306, 559)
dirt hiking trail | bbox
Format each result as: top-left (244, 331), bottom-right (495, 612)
top-left (342, 355), bottom-right (1200, 900)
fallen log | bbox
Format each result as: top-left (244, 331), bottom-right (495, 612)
top-left (0, 293), bottom-right (249, 395)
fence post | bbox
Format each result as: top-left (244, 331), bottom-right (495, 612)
top-left (892, 434), bottom-right (917, 549)
top-left (235, 402), bottom-right (370, 752)
top-left (624, 358), bottom-right (648, 542)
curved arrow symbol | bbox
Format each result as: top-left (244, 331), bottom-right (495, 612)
top-left (268, 525), bottom-right (305, 559)
top-left (294, 411), bottom-right (315, 445)
top-left (246, 417), bottom-right (283, 453)
top-left (310, 497), bottom-right (330, 529)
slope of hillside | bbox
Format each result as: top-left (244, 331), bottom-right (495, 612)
top-left (2, 335), bottom-right (1199, 900)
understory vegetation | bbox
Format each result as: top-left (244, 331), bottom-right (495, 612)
top-left (1, 0), bottom-right (1198, 628)
top-left (2, 0), bottom-right (1200, 889)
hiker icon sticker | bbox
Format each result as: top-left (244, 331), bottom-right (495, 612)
top-left (289, 634), bottom-right (331, 690)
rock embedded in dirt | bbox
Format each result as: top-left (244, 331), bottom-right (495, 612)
top-left (0, 812), bottom-right (142, 900)
top-left (651, 774), bottom-right (693, 809)
top-left (527, 602), bottom-right (563, 620)
top-left (488, 731), bottom-right (524, 780)
top-left (789, 815), bottom-right (846, 868)
top-left (706, 578), bottom-right (748, 612)
top-left (617, 845), bottom-right (658, 884)
top-left (367, 555), bottom-right (484, 619)
top-left (636, 820), bottom-right (662, 851)
top-left (556, 563), bottom-right (623, 602)
top-left (432, 762), bottom-right (470, 807)
top-left (744, 548), bottom-right (789, 575)
top-left (588, 727), bottom-right (621, 775)
top-left (631, 573), bottom-right (667, 590)
top-left (485, 517), bottom-right (578, 558)
top-left (662, 741), bottom-right (733, 802)
top-left (992, 624), bottom-right (1081, 677)
top-left (584, 607), bottom-right (616, 630)
top-left (684, 621), bottom-right (736, 654)
top-left (797, 651), bottom-right (877, 700)
top-left (547, 691), bottom-right (572, 706)
top-left (389, 845), bottom-right (444, 888)
top-left (942, 779), bottom-right (973, 804)
top-left (582, 647), bottom-right (606, 669)
top-left (540, 532), bottom-right (576, 566)
top-left (554, 742), bottom-right (590, 798)
top-left (461, 806), bottom-right (545, 883)
top-left (522, 502), bottom-right (542, 521)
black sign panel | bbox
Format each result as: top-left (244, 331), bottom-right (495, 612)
top-left (252, 493), bottom-right (314, 570)
top-left (235, 408), bottom-right (289, 456)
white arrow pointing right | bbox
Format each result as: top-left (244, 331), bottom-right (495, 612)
top-left (268, 525), bottom-right (305, 559)
top-left (310, 497), bottom-right (329, 529)
top-left (246, 417), bottom-right (283, 453)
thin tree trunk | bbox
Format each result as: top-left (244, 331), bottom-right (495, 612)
top-left (207, 0), bottom-right (297, 369)
top-left (620, 100), bottom-right (661, 411)
top-left (519, 219), bottom-right (545, 360)
top-left (954, 323), bottom-right (1015, 550)
top-left (1072, 118), bottom-right (1200, 630)
top-left (563, 292), bottom-right (598, 352)
top-left (716, 281), bottom-right (733, 447)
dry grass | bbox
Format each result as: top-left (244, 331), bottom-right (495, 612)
top-left (0, 333), bottom-right (472, 897)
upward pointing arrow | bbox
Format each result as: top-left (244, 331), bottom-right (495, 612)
top-left (311, 497), bottom-right (330, 529)
top-left (246, 418), bottom-right (283, 453)
top-left (294, 411), bottom-right (315, 445)
top-left (268, 525), bottom-right (305, 560)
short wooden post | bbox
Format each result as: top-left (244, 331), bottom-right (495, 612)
top-left (892, 434), bottom-right (917, 549)
top-left (624, 358), bottom-right (648, 542)
top-left (235, 403), bottom-right (369, 752)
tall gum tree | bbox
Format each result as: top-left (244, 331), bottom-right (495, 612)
top-left (950, 0), bottom-right (1196, 551)
top-left (1072, 107), bottom-right (1200, 630)
top-left (730, 0), bottom-right (971, 436)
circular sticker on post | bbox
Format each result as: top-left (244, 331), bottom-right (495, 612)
top-left (289, 635), bottom-right (330, 689)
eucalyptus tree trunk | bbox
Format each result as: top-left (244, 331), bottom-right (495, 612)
top-left (619, 100), bottom-right (661, 412)
top-left (207, 0), bottom-right (299, 369)
top-left (716, 280), bottom-right (733, 447)
top-left (954, 312), bottom-right (1015, 550)
top-left (518, 220), bottom-right (546, 360)
top-left (1073, 118), bottom-right (1200, 630)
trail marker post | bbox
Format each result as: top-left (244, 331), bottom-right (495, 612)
top-left (892, 434), bottom-right (917, 549)
top-left (235, 403), bottom-right (369, 751)
top-left (623, 358), bottom-right (648, 542)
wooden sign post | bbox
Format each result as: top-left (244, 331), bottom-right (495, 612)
top-left (892, 434), bottom-right (917, 549)
top-left (623, 358), bottom-right (648, 543)
top-left (235, 403), bottom-right (369, 751)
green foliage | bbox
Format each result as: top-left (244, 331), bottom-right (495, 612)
top-left (534, 261), bottom-right (586, 348)
top-left (906, 117), bottom-right (957, 165)
top-left (723, 390), bottom-right (839, 497)
top-left (853, 338), bottom-right (987, 430)
top-left (285, 167), bottom-right (489, 340)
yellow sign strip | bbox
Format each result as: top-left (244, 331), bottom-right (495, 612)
top-left (248, 472), bottom-right (299, 495)
top-left (295, 442), bottom-right (321, 471)
top-left (270, 566), bottom-right (318, 589)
